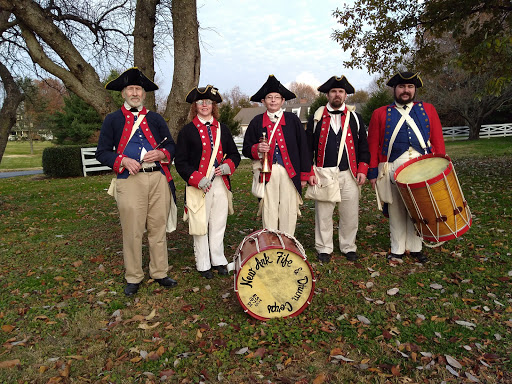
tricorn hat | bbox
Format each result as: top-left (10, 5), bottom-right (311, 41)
top-left (250, 75), bottom-right (296, 102)
top-left (386, 71), bottom-right (423, 88)
top-left (185, 85), bottom-right (223, 104)
top-left (105, 67), bottom-right (158, 92)
top-left (317, 75), bottom-right (355, 94)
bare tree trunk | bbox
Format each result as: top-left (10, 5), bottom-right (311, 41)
top-left (0, 0), bottom-right (116, 118)
top-left (163, 0), bottom-right (200, 139)
top-left (0, 62), bottom-right (24, 164)
top-left (134, 0), bottom-right (159, 111)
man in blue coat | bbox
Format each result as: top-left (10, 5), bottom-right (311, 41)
top-left (96, 67), bottom-right (178, 296)
top-left (242, 75), bottom-right (311, 236)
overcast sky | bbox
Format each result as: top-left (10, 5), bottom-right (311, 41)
top-left (155, 0), bottom-right (373, 99)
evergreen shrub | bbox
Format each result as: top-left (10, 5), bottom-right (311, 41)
top-left (42, 145), bottom-right (84, 178)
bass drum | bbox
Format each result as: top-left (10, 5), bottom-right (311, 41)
top-left (233, 229), bottom-right (315, 320)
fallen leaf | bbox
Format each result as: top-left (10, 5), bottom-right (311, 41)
top-left (313, 373), bottom-right (327, 384)
top-left (430, 283), bottom-right (443, 290)
top-left (446, 364), bottom-right (459, 377)
top-left (138, 322), bottom-right (160, 330)
top-left (455, 320), bottom-right (476, 329)
top-left (145, 309), bottom-right (157, 321)
top-left (159, 369), bottom-right (175, 378)
top-left (357, 315), bottom-right (371, 325)
top-left (465, 372), bottom-right (480, 383)
top-left (387, 288), bottom-right (399, 296)
top-left (445, 355), bottom-right (462, 369)
top-left (1, 325), bottom-right (15, 333)
top-left (0, 359), bottom-right (20, 369)
top-left (331, 355), bottom-right (354, 362)
top-left (391, 365), bottom-right (400, 376)
top-left (235, 347), bottom-right (248, 355)
top-left (254, 347), bottom-right (265, 358)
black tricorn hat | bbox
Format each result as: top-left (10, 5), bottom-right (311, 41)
top-left (105, 67), bottom-right (158, 92)
top-left (386, 71), bottom-right (423, 88)
top-left (185, 85), bottom-right (223, 104)
top-left (250, 75), bottom-right (296, 102)
top-left (317, 75), bottom-right (355, 94)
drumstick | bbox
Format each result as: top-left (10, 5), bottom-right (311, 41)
top-left (140, 137), bottom-right (168, 164)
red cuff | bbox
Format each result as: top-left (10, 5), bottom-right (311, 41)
top-left (251, 143), bottom-right (260, 160)
top-left (300, 170), bottom-right (311, 181)
top-left (159, 148), bottom-right (171, 164)
top-left (224, 159), bottom-right (236, 174)
top-left (113, 154), bottom-right (125, 174)
top-left (357, 162), bottom-right (369, 175)
top-left (188, 171), bottom-right (204, 188)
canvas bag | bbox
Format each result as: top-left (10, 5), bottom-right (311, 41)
top-left (184, 123), bottom-right (221, 236)
top-left (305, 108), bottom-right (352, 202)
top-left (251, 114), bottom-right (282, 199)
top-left (375, 112), bottom-right (408, 204)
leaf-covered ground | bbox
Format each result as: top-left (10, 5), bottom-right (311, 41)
top-left (0, 140), bottom-right (511, 383)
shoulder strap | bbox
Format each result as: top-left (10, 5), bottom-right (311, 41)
top-left (337, 110), bottom-right (351, 165)
top-left (395, 106), bottom-right (428, 152)
top-left (206, 123), bottom-right (221, 177)
top-left (127, 113), bottom-right (146, 142)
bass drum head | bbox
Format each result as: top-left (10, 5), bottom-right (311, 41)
top-left (235, 232), bottom-right (315, 321)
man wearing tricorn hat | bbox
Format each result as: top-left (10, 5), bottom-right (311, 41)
top-left (175, 85), bottom-right (241, 279)
top-left (242, 75), bottom-right (311, 236)
top-left (96, 67), bottom-right (178, 296)
top-left (367, 71), bottom-right (445, 263)
top-left (306, 76), bottom-right (370, 263)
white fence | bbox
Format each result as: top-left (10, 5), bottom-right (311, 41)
top-left (442, 123), bottom-right (512, 140)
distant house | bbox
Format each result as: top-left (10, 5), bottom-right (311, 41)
top-left (234, 102), bottom-right (313, 138)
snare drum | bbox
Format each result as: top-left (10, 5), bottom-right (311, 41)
top-left (394, 153), bottom-right (472, 242)
top-left (233, 229), bottom-right (315, 320)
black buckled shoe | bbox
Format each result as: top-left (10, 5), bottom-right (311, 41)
top-left (411, 251), bottom-right (428, 263)
top-left (212, 265), bottom-right (228, 275)
top-left (344, 252), bottom-right (358, 261)
top-left (318, 253), bottom-right (331, 263)
top-left (154, 277), bottom-right (178, 287)
top-left (199, 269), bottom-right (214, 279)
top-left (124, 283), bottom-right (140, 296)
top-left (387, 253), bottom-right (404, 261)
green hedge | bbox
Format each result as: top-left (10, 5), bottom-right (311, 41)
top-left (42, 145), bottom-right (84, 178)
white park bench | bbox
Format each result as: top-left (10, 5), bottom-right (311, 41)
top-left (80, 147), bottom-right (111, 177)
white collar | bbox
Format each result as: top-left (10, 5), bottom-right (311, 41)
top-left (266, 108), bottom-right (284, 120)
top-left (395, 101), bottom-right (414, 110)
top-left (124, 102), bottom-right (142, 112)
top-left (197, 116), bottom-right (214, 125)
top-left (327, 103), bottom-right (345, 113)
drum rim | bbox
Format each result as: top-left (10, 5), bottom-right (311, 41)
top-left (394, 153), bottom-right (453, 188)
top-left (233, 229), bottom-right (316, 321)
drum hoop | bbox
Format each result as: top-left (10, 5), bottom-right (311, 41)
top-left (394, 153), bottom-right (452, 188)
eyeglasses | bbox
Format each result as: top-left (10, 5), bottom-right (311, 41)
top-left (265, 95), bottom-right (282, 101)
top-left (196, 100), bottom-right (213, 106)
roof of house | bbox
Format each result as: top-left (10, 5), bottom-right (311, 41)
top-left (235, 102), bottom-right (313, 126)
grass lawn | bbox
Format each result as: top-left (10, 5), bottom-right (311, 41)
top-left (0, 141), bottom-right (53, 171)
top-left (0, 137), bottom-right (510, 383)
